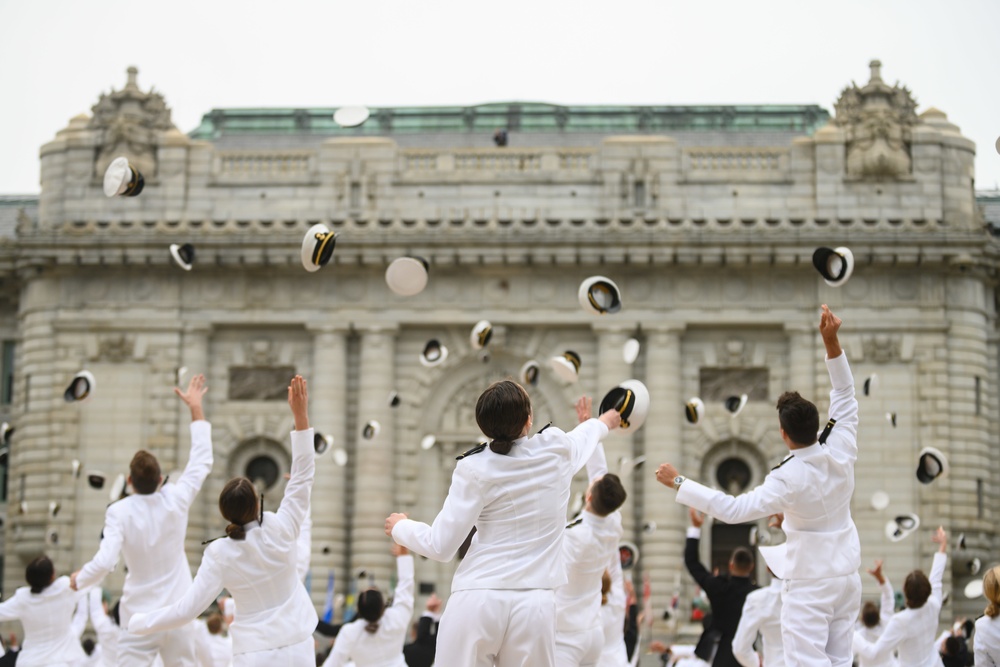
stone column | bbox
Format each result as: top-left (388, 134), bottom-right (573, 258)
top-left (592, 323), bottom-right (635, 533)
top-left (351, 325), bottom-right (398, 588)
top-left (306, 325), bottom-right (350, 611)
top-left (639, 325), bottom-right (685, 624)
top-left (177, 324), bottom-right (211, 563)
top-left (785, 323), bottom-right (815, 401)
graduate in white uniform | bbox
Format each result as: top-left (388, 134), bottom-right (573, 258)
top-left (0, 555), bottom-right (87, 667)
top-left (386, 380), bottom-right (621, 667)
top-left (732, 566), bottom-right (784, 667)
top-left (127, 375), bottom-right (318, 666)
top-left (852, 560), bottom-right (897, 667)
top-left (656, 305), bottom-right (861, 667)
top-left (84, 589), bottom-right (164, 667)
top-left (322, 543), bottom-right (414, 667)
top-left (556, 396), bottom-right (627, 667)
top-left (975, 566), bottom-right (1000, 666)
top-left (72, 374), bottom-right (213, 667)
top-left (853, 527), bottom-right (948, 667)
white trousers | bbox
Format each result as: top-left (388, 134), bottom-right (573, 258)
top-left (233, 636), bottom-right (313, 667)
top-left (117, 622), bottom-right (198, 666)
top-left (437, 588), bottom-right (556, 667)
top-left (780, 572), bottom-right (862, 667)
top-left (555, 626), bottom-right (603, 667)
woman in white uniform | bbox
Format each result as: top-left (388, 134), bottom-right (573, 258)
top-left (386, 380), bottom-right (620, 667)
top-left (322, 543), bottom-right (414, 667)
top-left (975, 566), bottom-right (1000, 666)
top-left (127, 375), bottom-right (318, 666)
top-left (0, 555), bottom-right (86, 667)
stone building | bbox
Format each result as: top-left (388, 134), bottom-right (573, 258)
top-left (0, 60), bottom-right (996, 638)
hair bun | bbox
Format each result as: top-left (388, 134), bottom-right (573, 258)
top-left (225, 523), bottom-right (246, 540)
top-left (489, 439), bottom-right (514, 455)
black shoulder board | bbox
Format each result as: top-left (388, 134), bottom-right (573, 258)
top-left (771, 454), bottom-right (794, 471)
top-left (535, 422), bottom-right (553, 435)
top-left (818, 418), bottom-right (837, 445)
top-left (456, 443), bottom-right (488, 461)
top-left (565, 517), bottom-right (584, 529)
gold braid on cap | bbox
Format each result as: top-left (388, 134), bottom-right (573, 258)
top-left (123, 166), bottom-right (141, 196)
top-left (312, 231), bottom-right (335, 265)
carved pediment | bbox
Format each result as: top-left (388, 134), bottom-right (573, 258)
top-left (833, 60), bottom-right (917, 181)
top-left (89, 67), bottom-right (176, 181)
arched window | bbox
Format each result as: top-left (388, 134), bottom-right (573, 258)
top-left (228, 437), bottom-right (290, 493)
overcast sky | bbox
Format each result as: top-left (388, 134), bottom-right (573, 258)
top-left (1, 0), bottom-right (998, 194)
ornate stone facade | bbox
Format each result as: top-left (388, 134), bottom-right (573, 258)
top-left (0, 63), bottom-right (996, 640)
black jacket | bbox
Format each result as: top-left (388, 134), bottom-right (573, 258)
top-left (403, 614), bottom-right (439, 667)
top-left (685, 536), bottom-right (757, 667)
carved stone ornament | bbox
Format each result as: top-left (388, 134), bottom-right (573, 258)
top-left (833, 60), bottom-right (917, 180)
top-left (93, 334), bottom-right (135, 362)
top-left (89, 67), bottom-right (176, 182)
top-left (861, 334), bottom-right (901, 364)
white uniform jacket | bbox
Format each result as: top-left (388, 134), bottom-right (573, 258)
top-left (392, 418), bottom-right (609, 591)
top-left (128, 428), bottom-right (318, 655)
top-left (322, 554), bottom-right (415, 667)
top-left (75, 420), bottom-right (214, 626)
top-left (976, 614), bottom-right (1000, 666)
top-left (854, 553), bottom-right (946, 667)
top-left (732, 579), bottom-right (784, 667)
top-left (677, 352), bottom-right (860, 581)
top-left (853, 579), bottom-right (897, 667)
top-left (0, 576), bottom-right (86, 666)
top-left (556, 441), bottom-right (624, 634)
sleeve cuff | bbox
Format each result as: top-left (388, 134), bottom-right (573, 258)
top-left (686, 527), bottom-right (702, 539)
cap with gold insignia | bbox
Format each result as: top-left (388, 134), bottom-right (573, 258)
top-left (87, 471), bottom-right (106, 490)
top-left (103, 157), bottom-right (145, 198)
top-left (812, 246), bottom-right (855, 287)
top-left (685, 397), bottom-right (705, 425)
top-left (549, 350), bottom-right (582, 383)
top-left (623, 338), bottom-right (640, 365)
top-left (64, 371), bottom-right (96, 403)
top-left (520, 360), bottom-right (540, 387)
top-left (169, 243), bottom-right (195, 271)
top-left (362, 421), bottom-right (381, 441)
top-left (470, 320), bottom-right (493, 350)
top-left (599, 379), bottom-right (649, 435)
top-left (578, 276), bottom-right (622, 315)
top-left (725, 394), bottom-right (748, 417)
top-left (885, 513), bottom-right (920, 542)
top-left (333, 105), bottom-right (370, 128)
top-left (301, 223), bottom-right (338, 272)
top-left (916, 447), bottom-right (948, 484)
top-left (386, 257), bottom-right (430, 296)
top-left (420, 339), bottom-right (449, 367)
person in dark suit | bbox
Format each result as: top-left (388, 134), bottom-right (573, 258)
top-left (403, 593), bottom-right (441, 667)
top-left (685, 508), bottom-right (757, 667)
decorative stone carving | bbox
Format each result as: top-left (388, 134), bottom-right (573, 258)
top-left (862, 334), bottom-right (901, 363)
top-left (228, 366), bottom-right (296, 401)
top-left (89, 67), bottom-right (176, 182)
top-left (833, 60), bottom-right (917, 180)
top-left (93, 334), bottom-right (134, 362)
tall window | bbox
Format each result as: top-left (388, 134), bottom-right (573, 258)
top-left (1, 341), bottom-right (14, 405)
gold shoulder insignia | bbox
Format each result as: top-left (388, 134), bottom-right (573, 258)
top-left (456, 443), bottom-right (488, 461)
top-left (818, 418), bottom-right (837, 445)
top-left (565, 517), bottom-right (584, 529)
top-left (771, 454), bottom-right (794, 471)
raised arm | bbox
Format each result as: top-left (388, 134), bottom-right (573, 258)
top-left (682, 509), bottom-right (721, 595)
top-left (382, 545), bottom-right (415, 634)
top-left (566, 403), bottom-right (617, 474)
top-left (167, 373), bottom-right (213, 509)
top-left (666, 472), bottom-right (789, 526)
top-left (855, 614), bottom-right (906, 662)
top-left (127, 551), bottom-right (224, 635)
top-left (577, 396), bottom-right (610, 481)
top-left (867, 560), bottom-right (895, 623)
top-left (388, 463), bottom-right (484, 561)
top-left (275, 376), bottom-right (315, 541)
top-left (929, 526), bottom-right (948, 605)
top-left (72, 509), bottom-right (125, 590)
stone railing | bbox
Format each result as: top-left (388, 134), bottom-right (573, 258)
top-left (213, 150), bottom-right (316, 183)
top-left (683, 147), bottom-right (789, 182)
top-left (401, 148), bottom-right (596, 174)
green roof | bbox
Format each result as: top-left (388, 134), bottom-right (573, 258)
top-left (189, 102), bottom-right (831, 140)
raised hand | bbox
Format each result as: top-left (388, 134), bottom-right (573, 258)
top-left (174, 374), bottom-right (207, 421)
top-left (655, 462), bottom-right (680, 488)
top-left (932, 525), bottom-right (947, 552)
top-left (689, 507), bottom-right (705, 528)
top-left (287, 375), bottom-right (309, 431)
top-left (385, 512), bottom-right (408, 537)
top-left (575, 396), bottom-right (593, 424)
top-left (866, 559), bottom-right (886, 584)
top-left (819, 304), bottom-right (843, 358)
top-left (391, 543), bottom-right (409, 557)
top-left (598, 408), bottom-right (622, 431)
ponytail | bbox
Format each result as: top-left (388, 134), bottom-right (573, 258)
top-left (358, 589), bottom-right (385, 633)
top-left (489, 439), bottom-right (514, 455)
top-left (225, 523), bottom-right (247, 541)
top-left (984, 566), bottom-right (1000, 618)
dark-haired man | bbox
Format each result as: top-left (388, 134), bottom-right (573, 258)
top-left (71, 374), bottom-right (213, 667)
top-left (656, 305), bottom-right (861, 667)
top-left (684, 508), bottom-right (757, 667)
top-left (554, 397), bottom-right (628, 666)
